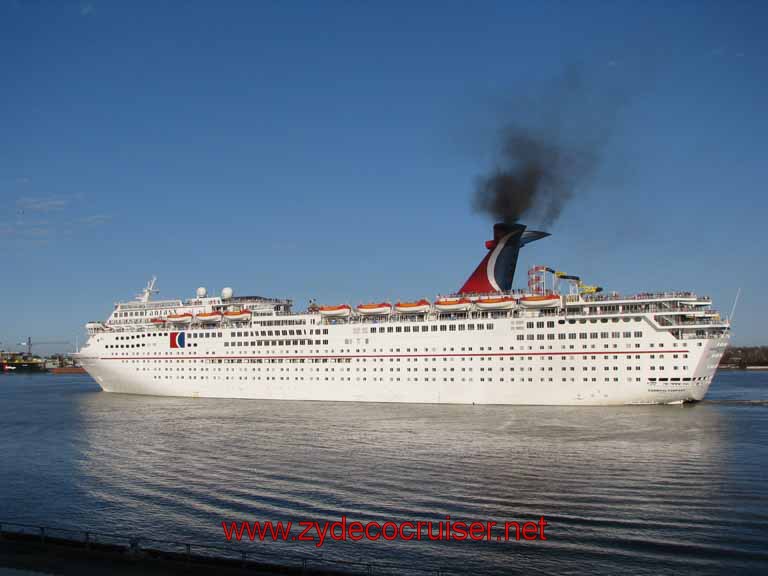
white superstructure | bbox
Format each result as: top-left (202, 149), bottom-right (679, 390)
top-left (76, 227), bottom-right (730, 405)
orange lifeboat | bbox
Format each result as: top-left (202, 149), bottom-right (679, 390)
top-left (319, 304), bottom-right (351, 318)
top-left (223, 310), bottom-right (252, 322)
top-left (519, 294), bottom-right (560, 308)
top-left (197, 311), bottom-right (223, 323)
top-left (167, 313), bottom-right (193, 324)
top-left (356, 302), bottom-right (392, 316)
top-left (435, 297), bottom-right (472, 312)
top-left (475, 296), bottom-right (516, 311)
top-left (150, 318), bottom-right (166, 325)
top-left (395, 299), bottom-right (431, 314)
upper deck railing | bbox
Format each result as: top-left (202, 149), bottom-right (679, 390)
top-left (579, 291), bottom-right (709, 303)
top-left (86, 288), bottom-right (724, 335)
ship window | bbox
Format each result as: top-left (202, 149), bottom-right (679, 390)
top-left (536, 322), bottom-right (544, 328)
top-left (421, 326), bottom-right (428, 332)
top-left (431, 325), bottom-right (438, 332)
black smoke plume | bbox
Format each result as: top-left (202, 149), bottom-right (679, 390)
top-left (472, 69), bottom-right (609, 228)
top-left (473, 127), bottom-right (595, 227)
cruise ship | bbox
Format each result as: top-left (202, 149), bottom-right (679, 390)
top-left (76, 224), bottom-right (730, 405)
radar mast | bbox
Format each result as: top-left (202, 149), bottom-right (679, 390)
top-left (137, 276), bottom-right (159, 303)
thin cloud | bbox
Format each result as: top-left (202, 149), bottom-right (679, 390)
top-left (80, 3), bottom-right (94, 16)
top-left (0, 220), bottom-right (49, 238)
top-left (16, 196), bottom-right (70, 212)
top-left (79, 214), bottom-right (112, 225)
top-left (3, 194), bottom-right (112, 244)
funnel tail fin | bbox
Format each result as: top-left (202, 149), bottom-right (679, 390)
top-left (458, 224), bottom-right (549, 294)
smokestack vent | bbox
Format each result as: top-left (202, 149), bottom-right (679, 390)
top-left (459, 224), bottom-right (548, 294)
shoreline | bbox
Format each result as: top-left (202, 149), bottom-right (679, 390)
top-left (718, 366), bottom-right (768, 371)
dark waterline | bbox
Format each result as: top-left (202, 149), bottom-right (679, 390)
top-left (1, 371), bottom-right (767, 575)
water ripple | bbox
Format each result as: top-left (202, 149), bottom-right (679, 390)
top-left (1, 371), bottom-right (767, 574)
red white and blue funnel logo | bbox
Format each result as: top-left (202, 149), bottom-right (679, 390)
top-left (459, 223), bottom-right (549, 294)
top-left (170, 332), bottom-right (186, 349)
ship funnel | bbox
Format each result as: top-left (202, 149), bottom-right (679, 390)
top-left (458, 223), bottom-right (549, 294)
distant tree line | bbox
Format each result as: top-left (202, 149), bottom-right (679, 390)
top-left (720, 346), bottom-right (768, 368)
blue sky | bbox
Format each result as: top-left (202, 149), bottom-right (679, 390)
top-left (1, 1), bottom-right (765, 353)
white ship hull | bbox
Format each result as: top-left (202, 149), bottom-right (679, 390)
top-left (79, 361), bottom-right (717, 405)
top-left (77, 225), bottom-right (730, 406)
top-left (77, 312), bottom-right (728, 406)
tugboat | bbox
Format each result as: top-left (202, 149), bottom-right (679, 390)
top-left (1, 353), bottom-right (47, 373)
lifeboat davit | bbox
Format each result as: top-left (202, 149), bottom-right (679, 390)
top-left (150, 318), bottom-right (166, 325)
top-left (435, 297), bottom-right (473, 312)
top-left (319, 304), bottom-right (352, 318)
top-left (223, 310), bottom-right (252, 322)
top-left (519, 294), bottom-right (561, 308)
top-left (395, 299), bottom-right (431, 314)
top-left (475, 296), bottom-right (516, 310)
top-left (197, 311), bottom-right (223, 323)
top-left (167, 313), bottom-right (193, 324)
top-left (357, 302), bottom-right (392, 316)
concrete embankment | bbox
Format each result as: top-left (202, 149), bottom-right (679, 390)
top-left (0, 526), bottom-right (383, 576)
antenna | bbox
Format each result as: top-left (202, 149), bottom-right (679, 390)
top-left (137, 276), bottom-right (159, 303)
top-left (17, 337), bottom-right (71, 355)
top-left (729, 287), bottom-right (742, 324)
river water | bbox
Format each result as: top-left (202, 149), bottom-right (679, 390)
top-left (1, 371), bottom-right (766, 575)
